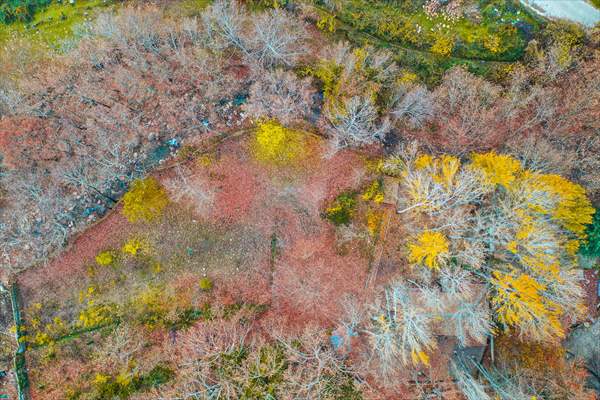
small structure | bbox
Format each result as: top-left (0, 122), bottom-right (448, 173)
top-left (382, 176), bottom-right (399, 207)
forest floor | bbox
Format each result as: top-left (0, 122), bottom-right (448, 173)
top-left (14, 129), bottom-right (405, 398)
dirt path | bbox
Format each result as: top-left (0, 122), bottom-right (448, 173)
top-left (520, 0), bottom-right (600, 27)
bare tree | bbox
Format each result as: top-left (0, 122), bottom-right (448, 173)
top-left (201, 0), bottom-right (250, 55)
top-left (324, 96), bottom-right (391, 152)
top-left (365, 282), bottom-right (436, 376)
top-left (392, 85), bottom-right (434, 129)
top-left (244, 69), bottom-right (316, 125)
top-left (249, 9), bottom-right (307, 68)
top-left (451, 361), bottom-right (492, 400)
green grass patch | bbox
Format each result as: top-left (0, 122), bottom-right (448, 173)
top-left (311, 0), bottom-right (541, 84)
top-left (0, 0), bottom-right (118, 48)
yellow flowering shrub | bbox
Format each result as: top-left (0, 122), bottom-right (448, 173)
top-left (199, 277), bottom-right (213, 291)
top-left (77, 304), bottom-right (115, 329)
top-left (408, 231), bottom-right (449, 270)
top-left (95, 250), bottom-right (115, 266)
top-left (316, 14), bottom-right (336, 33)
top-left (362, 180), bottom-right (384, 204)
top-left (253, 120), bottom-right (307, 165)
top-left (122, 177), bottom-right (169, 223)
top-left (470, 151), bottom-right (522, 187)
top-left (430, 33), bottom-right (454, 57)
top-left (414, 154), bottom-right (433, 170)
top-left (366, 209), bottom-right (383, 237)
top-left (122, 238), bottom-right (147, 256)
top-left (483, 34), bottom-right (502, 54)
top-left (394, 150), bottom-right (594, 343)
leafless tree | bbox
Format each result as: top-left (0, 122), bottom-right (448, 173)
top-left (249, 9), bottom-right (307, 68)
top-left (244, 69), bottom-right (315, 125)
top-left (392, 85), bottom-right (434, 129)
top-left (451, 361), bottom-right (492, 400)
top-left (201, 0), bottom-right (250, 55)
top-left (324, 96), bottom-right (391, 152)
top-left (364, 282), bottom-right (436, 375)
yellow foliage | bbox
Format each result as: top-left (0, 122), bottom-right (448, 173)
top-left (396, 70), bottom-right (419, 85)
top-left (533, 174), bottom-right (594, 238)
top-left (491, 270), bottom-right (564, 340)
top-left (411, 349), bottom-right (430, 366)
top-left (122, 177), bottom-right (169, 223)
top-left (470, 151), bottom-right (522, 187)
top-left (362, 180), bottom-right (384, 204)
top-left (366, 209), bottom-right (383, 237)
top-left (116, 371), bottom-right (132, 387)
top-left (434, 155), bottom-right (460, 186)
top-left (95, 250), bottom-right (115, 266)
top-left (317, 14), bottom-right (336, 33)
top-left (196, 154), bottom-right (214, 168)
top-left (565, 239), bottom-right (580, 256)
top-left (253, 120), bottom-right (307, 165)
top-left (408, 231), bottom-right (449, 270)
top-left (77, 304), bottom-right (115, 329)
top-left (352, 47), bottom-right (368, 71)
top-left (413, 154), bottom-right (460, 187)
top-left (430, 33), bottom-right (454, 57)
top-left (94, 373), bottom-right (109, 385)
top-left (483, 34), bottom-right (502, 54)
top-left (414, 154), bottom-right (433, 170)
top-left (122, 238), bottom-right (147, 256)
top-left (305, 60), bottom-right (344, 115)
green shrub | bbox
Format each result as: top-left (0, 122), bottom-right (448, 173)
top-left (324, 192), bottom-right (357, 226)
top-left (580, 210), bottom-right (600, 259)
top-left (140, 365), bottom-right (174, 388)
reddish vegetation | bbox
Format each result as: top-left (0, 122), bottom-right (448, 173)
top-left (18, 206), bottom-right (130, 302)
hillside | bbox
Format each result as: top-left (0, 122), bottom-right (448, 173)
top-left (0, 1), bottom-right (599, 399)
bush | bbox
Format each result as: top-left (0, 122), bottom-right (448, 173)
top-left (122, 177), bottom-right (169, 223)
top-left (95, 250), bottom-right (115, 266)
top-left (252, 120), bottom-right (308, 165)
top-left (140, 365), bottom-right (175, 388)
top-left (199, 277), bottom-right (213, 291)
top-left (121, 238), bottom-right (147, 256)
top-left (324, 192), bottom-right (357, 226)
top-left (580, 211), bottom-right (600, 259)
